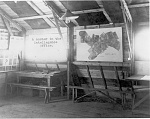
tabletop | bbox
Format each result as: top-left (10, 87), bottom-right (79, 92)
top-left (15, 70), bottom-right (63, 78)
top-left (126, 75), bottom-right (150, 81)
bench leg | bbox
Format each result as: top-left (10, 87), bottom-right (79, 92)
top-left (44, 89), bottom-right (50, 103)
top-left (10, 84), bottom-right (12, 94)
top-left (132, 94), bottom-right (136, 113)
top-left (48, 89), bottom-right (51, 101)
top-left (44, 89), bottom-right (48, 103)
top-left (121, 93), bottom-right (126, 109)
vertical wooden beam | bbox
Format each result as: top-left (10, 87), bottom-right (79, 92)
top-left (67, 27), bottom-right (74, 99)
top-left (99, 65), bottom-right (109, 96)
top-left (86, 65), bottom-right (94, 88)
top-left (121, 1), bottom-right (132, 60)
top-left (114, 66), bottom-right (122, 91)
top-left (131, 22), bottom-right (134, 75)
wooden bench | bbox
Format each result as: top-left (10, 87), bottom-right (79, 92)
top-left (67, 85), bottom-right (133, 106)
top-left (69, 62), bottom-right (132, 108)
top-left (7, 83), bottom-right (56, 103)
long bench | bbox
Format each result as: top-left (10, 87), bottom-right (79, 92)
top-left (68, 85), bottom-right (150, 108)
top-left (69, 62), bottom-right (132, 108)
top-left (67, 85), bottom-right (134, 107)
top-left (7, 83), bottom-right (56, 103)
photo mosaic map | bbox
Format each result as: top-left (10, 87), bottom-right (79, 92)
top-left (76, 27), bottom-right (123, 62)
top-left (79, 31), bottom-right (120, 60)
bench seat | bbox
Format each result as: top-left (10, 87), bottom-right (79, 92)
top-left (7, 83), bottom-right (56, 103)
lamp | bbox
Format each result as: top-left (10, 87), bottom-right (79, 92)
top-left (60, 9), bottom-right (79, 23)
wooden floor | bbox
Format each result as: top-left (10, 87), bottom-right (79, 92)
top-left (0, 95), bottom-right (149, 118)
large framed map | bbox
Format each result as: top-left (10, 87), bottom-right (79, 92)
top-left (76, 27), bottom-right (123, 62)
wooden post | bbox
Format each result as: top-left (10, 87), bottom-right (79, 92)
top-left (86, 65), bottom-right (94, 88)
top-left (5, 72), bottom-right (8, 95)
top-left (99, 65), bottom-right (109, 96)
top-left (131, 22), bottom-right (134, 75)
top-left (121, 1), bottom-right (132, 60)
top-left (67, 27), bottom-right (74, 99)
top-left (114, 66), bottom-right (122, 91)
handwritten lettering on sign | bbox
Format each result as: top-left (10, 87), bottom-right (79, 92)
top-left (32, 37), bottom-right (61, 47)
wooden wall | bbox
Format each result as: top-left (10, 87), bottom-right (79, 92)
top-left (134, 22), bottom-right (150, 75)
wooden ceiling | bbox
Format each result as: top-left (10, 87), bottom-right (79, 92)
top-left (0, 0), bottom-right (149, 32)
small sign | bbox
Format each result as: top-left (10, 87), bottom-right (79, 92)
top-left (0, 29), bottom-right (9, 50)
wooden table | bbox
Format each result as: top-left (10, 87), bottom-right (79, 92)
top-left (15, 70), bottom-right (62, 86)
top-left (125, 75), bottom-right (150, 115)
top-left (13, 70), bottom-right (65, 103)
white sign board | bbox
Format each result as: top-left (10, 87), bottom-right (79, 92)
top-left (76, 27), bottom-right (123, 62)
top-left (25, 34), bottom-right (67, 62)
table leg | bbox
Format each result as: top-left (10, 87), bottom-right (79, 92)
top-left (47, 77), bottom-right (51, 101)
top-left (72, 88), bottom-right (74, 101)
top-left (16, 75), bottom-right (20, 95)
top-left (5, 72), bottom-right (8, 95)
top-left (75, 88), bottom-right (77, 99)
top-left (61, 80), bottom-right (63, 96)
top-left (44, 89), bottom-right (48, 103)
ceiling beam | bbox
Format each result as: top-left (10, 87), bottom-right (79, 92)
top-left (43, 1), bottom-right (69, 27)
top-left (128, 3), bottom-right (149, 8)
top-left (120, 0), bottom-right (132, 22)
top-left (0, 8), bottom-right (23, 31)
top-left (1, 15), bottom-right (13, 36)
top-left (95, 1), bottom-right (113, 24)
top-left (102, 10), bottom-right (113, 24)
top-left (13, 14), bottom-right (53, 21)
top-left (72, 8), bottom-right (104, 14)
top-left (70, 3), bottom-right (149, 15)
top-left (27, 1), bottom-right (56, 28)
